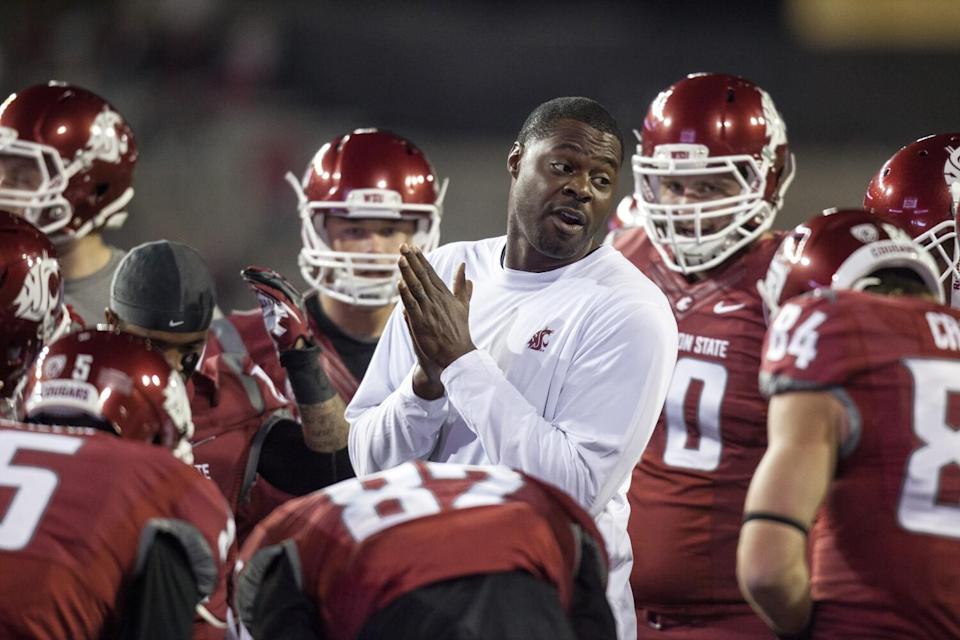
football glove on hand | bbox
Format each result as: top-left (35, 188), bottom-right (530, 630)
top-left (241, 266), bottom-right (314, 353)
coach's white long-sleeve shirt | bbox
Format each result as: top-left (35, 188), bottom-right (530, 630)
top-left (347, 236), bottom-right (678, 639)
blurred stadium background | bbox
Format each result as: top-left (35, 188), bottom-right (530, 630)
top-left (5, 0), bottom-right (958, 310)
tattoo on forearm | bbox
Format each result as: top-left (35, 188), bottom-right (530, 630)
top-left (299, 396), bottom-right (349, 453)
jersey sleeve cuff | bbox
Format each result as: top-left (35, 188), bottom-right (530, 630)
top-left (439, 349), bottom-right (498, 426)
top-left (137, 518), bottom-right (218, 597)
top-left (398, 369), bottom-right (450, 436)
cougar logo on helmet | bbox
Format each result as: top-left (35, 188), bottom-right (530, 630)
top-left (759, 89), bottom-right (787, 162)
top-left (41, 354), bottom-right (66, 379)
top-left (85, 108), bottom-right (129, 164)
top-left (850, 224), bottom-right (880, 244)
top-left (943, 146), bottom-right (960, 186)
top-left (13, 253), bottom-right (60, 322)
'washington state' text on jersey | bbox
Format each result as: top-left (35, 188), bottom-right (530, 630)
top-left (614, 227), bottom-right (781, 626)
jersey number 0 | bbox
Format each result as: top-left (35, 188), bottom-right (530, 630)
top-left (663, 357), bottom-right (728, 471)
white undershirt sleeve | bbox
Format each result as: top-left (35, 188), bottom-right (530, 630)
top-left (346, 305), bottom-right (450, 476)
top-left (439, 298), bottom-right (678, 514)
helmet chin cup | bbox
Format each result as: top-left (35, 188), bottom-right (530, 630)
top-left (638, 192), bottom-right (777, 274)
top-left (298, 249), bottom-right (401, 307)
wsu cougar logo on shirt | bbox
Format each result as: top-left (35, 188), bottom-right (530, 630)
top-left (14, 253), bottom-right (61, 322)
top-left (526, 328), bottom-right (554, 352)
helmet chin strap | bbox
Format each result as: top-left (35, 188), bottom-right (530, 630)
top-left (851, 276), bottom-right (882, 291)
top-left (299, 251), bottom-right (401, 307)
top-left (327, 269), bottom-right (399, 306)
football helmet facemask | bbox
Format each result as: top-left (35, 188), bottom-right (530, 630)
top-left (864, 133), bottom-right (960, 297)
top-left (630, 73), bottom-right (795, 274)
top-left (0, 82), bottom-right (137, 242)
top-left (289, 128), bottom-right (445, 306)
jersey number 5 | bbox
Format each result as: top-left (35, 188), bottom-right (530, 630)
top-left (0, 431), bottom-right (83, 551)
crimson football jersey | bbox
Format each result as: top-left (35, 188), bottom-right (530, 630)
top-left (235, 461), bottom-right (608, 640)
top-left (187, 348), bottom-right (294, 542)
top-left (0, 422), bottom-right (234, 639)
top-left (202, 296), bottom-right (356, 541)
top-left (614, 227), bottom-right (782, 621)
top-left (760, 290), bottom-right (960, 639)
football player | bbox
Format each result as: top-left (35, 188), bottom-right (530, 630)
top-left (104, 239), bottom-right (325, 545)
top-left (610, 72), bottom-right (795, 638)
top-left (234, 461), bottom-right (615, 640)
top-left (864, 132), bottom-right (960, 307)
top-left (0, 82), bottom-right (137, 324)
top-left (212, 128), bottom-right (444, 483)
top-left (0, 210), bottom-right (72, 419)
top-left (0, 329), bottom-right (234, 640)
top-left (739, 209), bottom-right (959, 638)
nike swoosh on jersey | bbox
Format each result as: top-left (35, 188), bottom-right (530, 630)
top-left (713, 301), bottom-right (746, 314)
top-left (169, 319), bottom-right (185, 327)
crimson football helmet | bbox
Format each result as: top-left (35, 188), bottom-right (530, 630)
top-left (629, 73), bottom-right (795, 274)
top-left (0, 211), bottom-right (67, 413)
top-left (0, 82), bottom-right (137, 242)
top-left (864, 133), bottom-right (960, 291)
top-left (24, 329), bottom-right (194, 463)
top-left (288, 128), bottom-right (445, 306)
top-left (758, 208), bottom-right (942, 318)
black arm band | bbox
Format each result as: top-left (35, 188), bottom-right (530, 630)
top-left (743, 511), bottom-right (809, 536)
top-left (279, 346), bottom-right (337, 405)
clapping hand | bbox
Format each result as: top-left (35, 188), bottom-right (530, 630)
top-left (396, 245), bottom-right (475, 398)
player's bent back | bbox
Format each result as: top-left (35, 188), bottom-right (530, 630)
top-left (0, 423), bottom-right (233, 640)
